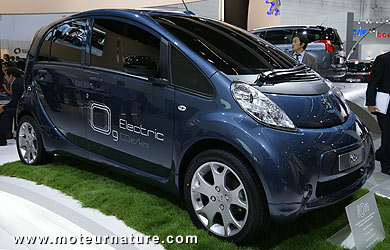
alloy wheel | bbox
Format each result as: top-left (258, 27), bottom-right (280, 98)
top-left (18, 121), bottom-right (38, 164)
top-left (190, 161), bottom-right (249, 237)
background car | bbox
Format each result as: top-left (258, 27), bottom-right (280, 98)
top-left (251, 25), bottom-right (347, 80)
top-left (17, 9), bottom-right (374, 244)
top-left (340, 60), bottom-right (373, 83)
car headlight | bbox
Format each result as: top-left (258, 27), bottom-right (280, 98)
top-left (231, 82), bottom-right (296, 130)
top-left (324, 79), bottom-right (351, 115)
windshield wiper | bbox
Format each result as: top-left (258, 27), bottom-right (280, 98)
top-left (255, 64), bottom-right (311, 86)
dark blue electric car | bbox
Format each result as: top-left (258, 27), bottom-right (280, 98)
top-left (16, 9), bottom-right (375, 244)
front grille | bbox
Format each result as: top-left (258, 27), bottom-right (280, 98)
top-left (288, 73), bottom-right (321, 82)
top-left (315, 168), bottom-right (364, 197)
top-left (264, 72), bottom-right (321, 85)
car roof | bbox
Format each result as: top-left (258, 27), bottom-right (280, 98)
top-left (250, 25), bottom-right (331, 32)
top-left (40, 8), bottom-right (189, 34)
top-left (69, 8), bottom-right (189, 20)
top-left (85, 8), bottom-right (185, 15)
top-left (29, 8), bottom-right (191, 60)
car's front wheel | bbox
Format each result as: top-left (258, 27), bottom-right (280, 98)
top-left (16, 115), bottom-right (53, 165)
top-left (183, 149), bottom-right (269, 244)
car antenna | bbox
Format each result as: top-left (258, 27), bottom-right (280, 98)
top-left (319, 17), bottom-right (328, 26)
top-left (181, 0), bottom-right (195, 15)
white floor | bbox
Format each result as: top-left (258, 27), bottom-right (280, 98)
top-left (0, 140), bottom-right (164, 250)
top-left (0, 139), bottom-right (20, 165)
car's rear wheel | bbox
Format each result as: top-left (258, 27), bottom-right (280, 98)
top-left (183, 149), bottom-right (269, 244)
top-left (16, 115), bottom-right (53, 165)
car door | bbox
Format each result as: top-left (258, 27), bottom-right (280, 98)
top-left (84, 17), bottom-right (174, 177)
top-left (33, 19), bottom-right (89, 148)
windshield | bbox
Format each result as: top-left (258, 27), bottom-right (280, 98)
top-left (153, 15), bottom-right (297, 75)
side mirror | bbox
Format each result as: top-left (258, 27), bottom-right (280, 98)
top-left (123, 55), bottom-right (158, 77)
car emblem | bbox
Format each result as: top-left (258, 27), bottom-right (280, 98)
top-left (321, 98), bottom-right (333, 110)
top-left (350, 153), bottom-right (358, 163)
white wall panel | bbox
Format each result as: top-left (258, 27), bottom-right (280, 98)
top-left (298, 12), bottom-right (349, 41)
top-left (281, 0), bottom-right (390, 23)
top-left (281, 0), bottom-right (360, 25)
top-left (0, 14), bottom-right (65, 41)
top-left (0, 0), bottom-right (201, 14)
top-left (153, 0), bottom-right (220, 19)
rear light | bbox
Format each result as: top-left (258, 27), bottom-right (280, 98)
top-left (368, 71), bottom-right (372, 78)
top-left (315, 40), bottom-right (334, 52)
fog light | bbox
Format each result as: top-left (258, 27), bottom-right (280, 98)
top-left (303, 184), bottom-right (313, 201)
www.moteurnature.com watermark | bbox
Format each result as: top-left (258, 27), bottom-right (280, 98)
top-left (14, 234), bottom-right (198, 245)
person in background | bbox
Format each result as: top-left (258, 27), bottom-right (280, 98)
top-left (0, 67), bottom-right (24, 146)
top-left (1, 62), bottom-right (16, 95)
top-left (291, 34), bottom-right (318, 72)
top-left (0, 61), bottom-right (4, 93)
top-left (366, 51), bottom-right (390, 175)
top-left (15, 56), bottom-right (26, 70)
top-left (18, 68), bottom-right (25, 78)
top-left (2, 54), bottom-right (10, 62)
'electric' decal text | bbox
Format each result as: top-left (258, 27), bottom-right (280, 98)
top-left (119, 119), bottom-right (164, 141)
top-left (88, 101), bottom-right (164, 149)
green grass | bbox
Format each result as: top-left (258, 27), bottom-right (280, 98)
top-left (1, 156), bottom-right (389, 250)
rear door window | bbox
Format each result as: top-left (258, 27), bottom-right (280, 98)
top-left (264, 30), bottom-right (293, 44)
top-left (90, 18), bottom-right (160, 78)
top-left (50, 20), bottom-right (86, 64)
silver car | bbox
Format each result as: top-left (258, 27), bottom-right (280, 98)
top-left (251, 25), bottom-right (347, 80)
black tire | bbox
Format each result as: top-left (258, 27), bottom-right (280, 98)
top-left (183, 149), bottom-right (270, 244)
top-left (16, 115), bottom-right (53, 165)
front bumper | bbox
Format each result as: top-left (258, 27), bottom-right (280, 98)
top-left (268, 134), bottom-right (374, 223)
top-left (236, 113), bottom-right (375, 223)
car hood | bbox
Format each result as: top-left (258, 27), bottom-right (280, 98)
top-left (227, 74), bottom-right (349, 128)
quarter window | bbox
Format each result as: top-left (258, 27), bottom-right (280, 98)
top-left (90, 19), bottom-right (160, 78)
top-left (171, 46), bottom-right (214, 96)
top-left (50, 20), bottom-right (86, 63)
top-left (255, 31), bottom-right (266, 39)
top-left (296, 29), bottom-right (322, 43)
top-left (38, 31), bottom-right (52, 61)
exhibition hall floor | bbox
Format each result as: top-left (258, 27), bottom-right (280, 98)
top-left (0, 135), bottom-right (389, 249)
top-left (0, 140), bottom-right (164, 250)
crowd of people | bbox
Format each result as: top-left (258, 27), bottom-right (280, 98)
top-left (0, 54), bottom-right (25, 145)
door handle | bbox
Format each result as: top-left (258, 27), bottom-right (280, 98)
top-left (89, 76), bottom-right (103, 89)
top-left (37, 69), bottom-right (47, 78)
